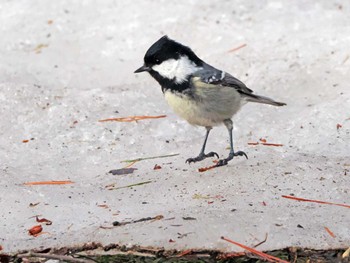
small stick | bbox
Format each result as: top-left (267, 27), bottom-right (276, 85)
top-left (217, 252), bottom-right (245, 260)
top-left (99, 115), bottom-right (166, 122)
top-left (198, 164), bottom-right (217, 172)
top-left (123, 160), bottom-right (137, 168)
top-left (324, 227), bottom-right (336, 238)
top-left (17, 252), bottom-right (93, 263)
top-left (221, 236), bottom-right (289, 263)
top-left (253, 233), bottom-right (268, 248)
top-left (176, 249), bottom-right (193, 257)
top-left (228, 43), bottom-right (247, 53)
top-left (282, 195), bottom-right (350, 208)
top-left (121, 153), bottom-right (179, 163)
top-left (108, 180), bottom-right (152, 190)
top-left (261, 143), bottom-right (284, 147)
top-left (113, 215), bottom-right (163, 226)
top-left (24, 180), bottom-right (73, 186)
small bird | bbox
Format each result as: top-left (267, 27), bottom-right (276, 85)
top-left (135, 36), bottom-right (286, 167)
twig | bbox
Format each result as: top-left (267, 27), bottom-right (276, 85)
top-left (248, 142), bottom-right (283, 147)
top-left (176, 249), bottom-right (193, 257)
top-left (221, 236), bottom-right (289, 263)
top-left (324, 227), bottom-right (336, 238)
top-left (24, 180), bottom-right (73, 185)
top-left (121, 153), bottom-right (179, 163)
top-left (228, 43), bottom-right (247, 53)
top-left (107, 180), bottom-right (153, 190)
top-left (198, 164), bottom-right (217, 172)
top-left (17, 252), bottom-right (94, 263)
top-left (282, 195), bottom-right (350, 208)
top-left (217, 252), bottom-right (245, 260)
top-left (261, 143), bottom-right (283, 147)
top-left (253, 233), bottom-right (268, 248)
top-left (112, 215), bottom-right (163, 226)
top-left (124, 160), bottom-right (137, 168)
top-left (99, 115), bottom-right (166, 122)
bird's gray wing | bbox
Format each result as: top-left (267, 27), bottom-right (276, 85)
top-left (192, 67), bottom-right (286, 106)
top-left (193, 66), bottom-right (253, 95)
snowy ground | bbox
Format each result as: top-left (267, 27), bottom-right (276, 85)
top-left (0, 0), bottom-right (349, 254)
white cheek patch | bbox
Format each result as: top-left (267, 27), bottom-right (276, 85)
top-left (152, 56), bottom-right (200, 84)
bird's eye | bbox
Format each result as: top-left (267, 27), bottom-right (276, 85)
top-left (155, 58), bottom-right (160, 63)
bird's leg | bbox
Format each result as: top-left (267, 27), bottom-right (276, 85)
top-left (215, 119), bottom-right (248, 167)
top-left (186, 127), bottom-right (219, 164)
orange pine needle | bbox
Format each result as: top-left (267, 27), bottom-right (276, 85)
top-left (124, 161), bottom-right (137, 168)
top-left (282, 195), bottom-right (350, 208)
top-left (228, 43), bottom-right (247, 53)
top-left (221, 236), bottom-right (289, 263)
top-left (324, 227), bottom-right (336, 238)
top-left (248, 142), bottom-right (283, 146)
top-left (24, 180), bottom-right (74, 186)
top-left (176, 249), bottom-right (193, 257)
top-left (99, 115), bottom-right (166, 122)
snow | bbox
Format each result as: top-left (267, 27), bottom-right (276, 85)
top-left (0, 0), bottom-right (349, 254)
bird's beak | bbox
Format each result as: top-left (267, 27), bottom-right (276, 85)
top-left (134, 65), bottom-right (151, 73)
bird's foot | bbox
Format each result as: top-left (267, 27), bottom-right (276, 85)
top-left (215, 151), bottom-right (248, 167)
top-left (186, 151), bottom-right (219, 164)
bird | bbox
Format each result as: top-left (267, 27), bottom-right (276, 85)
top-left (134, 36), bottom-right (286, 167)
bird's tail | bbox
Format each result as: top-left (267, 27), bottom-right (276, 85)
top-left (244, 93), bottom-right (286, 106)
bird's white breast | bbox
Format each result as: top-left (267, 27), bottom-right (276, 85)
top-left (164, 84), bottom-right (244, 127)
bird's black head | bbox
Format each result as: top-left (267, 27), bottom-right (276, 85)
top-left (135, 36), bottom-right (203, 91)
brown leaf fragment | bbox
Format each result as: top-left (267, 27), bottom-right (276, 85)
top-left (29, 202), bottom-right (40, 207)
top-left (36, 216), bottom-right (52, 225)
top-left (109, 168), bottom-right (137, 175)
top-left (337, 123), bottom-right (342, 130)
top-left (28, 225), bottom-right (43, 236)
top-left (153, 164), bottom-right (162, 170)
top-left (168, 239), bottom-right (176, 243)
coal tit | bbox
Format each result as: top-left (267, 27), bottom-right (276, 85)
top-left (135, 36), bottom-right (286, 167)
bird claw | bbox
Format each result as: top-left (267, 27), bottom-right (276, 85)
top-left (235, 151), bottom-right (248, 159)
top-left (215, 150), bottom-right (248, 167)
top-left (186, 151), bottom-right (219, 164)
